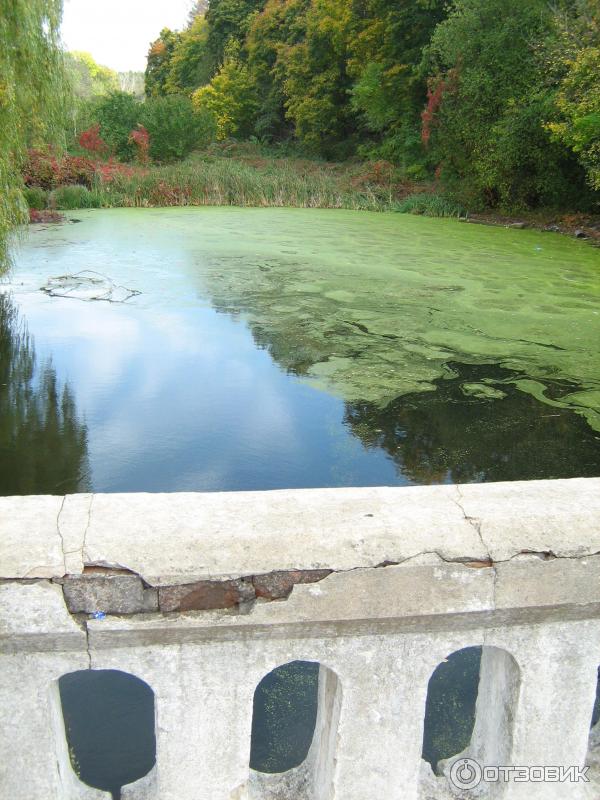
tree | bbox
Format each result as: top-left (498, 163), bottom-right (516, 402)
top-left (348, 0), bottom-right (448, 167)
top-left (141, 95), bottom-right (212, 161)
top-left (246, 0), bottom-right (310, 140)
top-left (65, 51), bottom-right (119, 100)
top-left (145, 28), bottom-right (182, 98)
top-left (545, 1), bottom-right (600, 190)
top-left (192, 44), bottom-right (258, 139)
top-left (422, 0), bottom-right (590, 209)
top-left (187, 0), bottom-right (209, 25)
top-left (94, 91), bottom-right (141, 160)
top-left (118, 71), bottom-right (145, 100)
top-left (205, 0), bottom-right (267, 73)
top-left (270, 0), bottom-right (357, 155)
top-left (0, 0), bottom-right (67, 263)
top-left (165, 16), bottom-right (213, 95)
top-left (64, 51), bottom-right (120, 139)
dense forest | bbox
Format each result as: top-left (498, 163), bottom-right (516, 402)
top-left (140, 0), bottom-right (600, 210)
top-left (1, 0), bottom-right (600, 244)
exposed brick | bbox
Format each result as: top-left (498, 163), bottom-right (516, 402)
top-left (252, 569), bottom-right (332, 600)
top-left (159, 579), bottom-right (255, 612)
top-left (63, 575), bottom-right (158, 614)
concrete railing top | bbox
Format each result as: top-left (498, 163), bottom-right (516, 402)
top-left (1, 478), bottom-right (599, 652)
top-left (2, 478), bottom-right (599, 585)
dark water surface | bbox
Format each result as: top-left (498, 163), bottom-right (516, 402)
top-left (3, 208), bottom-right (600, 794)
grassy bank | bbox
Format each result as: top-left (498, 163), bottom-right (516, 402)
top-left (24, 145), bottom-right (466, 217)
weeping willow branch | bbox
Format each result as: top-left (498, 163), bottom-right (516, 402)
top-left (0, 0), bottom-right (69, 268)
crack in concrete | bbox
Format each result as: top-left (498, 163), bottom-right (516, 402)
top-left (55, 496), bottom-right (68, 576)
top-left (81, 494), bottom-right (94, 564)
top-left (453, 485), bottom-right (491, 561)
top-left (83, 619), bottom-right (92, 669)
top-left (490, 549), bottom-right (600, 565)
top-left (7, 549), bottom-right (600, 587)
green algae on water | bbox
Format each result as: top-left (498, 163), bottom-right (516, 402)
top-left (21, 207), bottom-right (600, 432)
top-left (183, 208), bottom-right (600, 430)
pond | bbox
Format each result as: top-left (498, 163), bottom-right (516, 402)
top-left (3, 207), bottom-right (600, 797)
top-left (2, 207), bottom-right (600, 496)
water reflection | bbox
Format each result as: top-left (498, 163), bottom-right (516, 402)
top-left (0, 293), bottom-right (89, 494)
top-left (344, 363), bottom-right (600, 484)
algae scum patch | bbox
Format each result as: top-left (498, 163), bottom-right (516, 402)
top-left (3, 206), bottom-right (600, 493)
top-left (193, 208), bottom-right (600, 430)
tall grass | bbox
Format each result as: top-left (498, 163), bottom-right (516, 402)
top-left (50, 184), bottom-right (104, 210)
top-left (394, 192), bottom-right (466, 218)
top-left (93, 157), bottom-right (394, 211)
top-left (31, 151), bottom-right (462, 215)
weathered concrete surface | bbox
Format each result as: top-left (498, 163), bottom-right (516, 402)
top-left (81, 485), bottom-right (485, 584)
top-left (1, 479), bottom-right (598, 585)
top-left (455, 480), bottom-right (600, 562)
top-left (1, 479), bottom-right (599, 800)
top-left (0, 495), bottom-right (66, 578)
top-left (79, 551), bottom-right (600, 653)
top-left (0, 582), bottom-right (87, 653)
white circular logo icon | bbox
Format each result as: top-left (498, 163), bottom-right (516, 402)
top-left (449, 758), bottom-right (483, 790)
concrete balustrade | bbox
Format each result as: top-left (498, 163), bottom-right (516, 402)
top-left (1, 478), bottom-right (600, 799)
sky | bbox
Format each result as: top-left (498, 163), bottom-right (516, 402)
top-left (61, 0), bottom-right (192, 73)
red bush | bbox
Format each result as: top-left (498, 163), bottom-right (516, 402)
top-left (96, 158), bottom-right (137, 184)
top-left (22, 149), bottom-right (60, 190)
top-left (59, 155), bottom-right (97, 188)
top-left (129, 125), bottom-right (151, 165)
top-left (78, 124), bottom-right (108, 156)
top-left (23, 150), bottom-right (96, 189)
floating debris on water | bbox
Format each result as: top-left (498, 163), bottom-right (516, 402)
top-left (41, 270), bottom-right (141, 303)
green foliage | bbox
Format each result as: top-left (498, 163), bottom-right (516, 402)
top-left (65, 51), bottom-right (119, 100)
top-left (422, 0), bottom-right (593, 210)
top-left (0, 0), bottom-right (67, 263)
top-left (545, 2), bottom-right (600, 191)
top-left (134, 0), bottom-right (600, 209)
top-left (192, 46), bottom-right (258, 139)
top-left (395, 192), bottom-right (465, 218)
top-left (23, 186), bottom-right (48, 210)
top-left (350, 62), bottom-right (395, 132)
top-left (245, 0), bottom-right (309, 141)
top-left (165, 16), bottom-right (213, 95)
top-left (141, 95), bottom-right (212, 162)
top-left (63, 52), bottom-right (120, 143)
top-left (278, 0), bottom-right (356, 154)
top-left (205, 0), bottom-right (267, 72)
top-left (94, 91), bottom-right (140, 160)
top-left (145, 28), bottom-right (182, 98)
top-left (348, 0), bottom-right (447, 167)
top-left (50, 184), bottom-right (101, 210)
